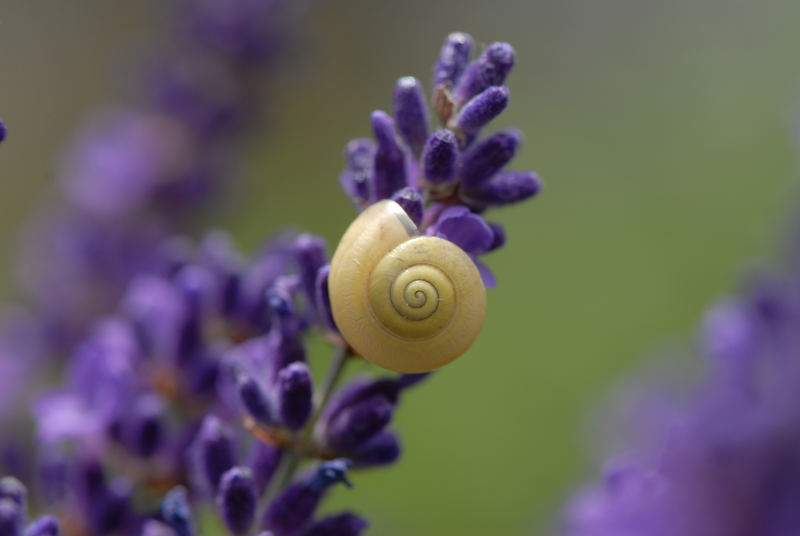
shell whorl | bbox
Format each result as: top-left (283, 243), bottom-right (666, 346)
top-left (329, 200), bottom-right (486, 373)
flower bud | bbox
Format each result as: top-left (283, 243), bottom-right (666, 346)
top-left (393, 77), bottom-right (429, 156)
top-left (217, 468), bottom-right (257, 535)
top-left (370, 111), bottom-right (407, 201)
top-left (434, 33), bottom-right (473, 89)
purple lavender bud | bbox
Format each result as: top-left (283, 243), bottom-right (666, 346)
top-left (351, 432), bottom-right (401, 468)
top-left (455, 42), bottom-right (515, 105)
top-left (194, 416), bottom-right (237, 492)
top-left (431, 206), bottom-right (495, 255)
top-left (24, 516), bottom-right (60, 536)
top-left (314, 265), bottom-right (337, 333)
top-left (264, 460), bottom-right (353, 536)
top-left (249, 442), bottom-right (283, 495)
top-left (455, 86), bottom-right (509, 134)
top-left (302, 512), bottom-right (368, 536)
top-left (422, 129), bottom-right (458, 184)
top-left (339, 139), bottom-right (375, 205)
top-left (325, 395), bottom-right (394, 452)
top-left (390, 187), bottom-right (424, 228)
top-left (127, 394), bottom-right (165, 458)
top-left (458, 130), bottom-right (520, 190)
top-left (278, 362), bottom-right (313, 430)
top-left (370, 111), bottom-right (407, 201)
top-left (236, 369), bottom-right (272, 424)
top-left (393, 77), bottom-right (429, 156)
top-left (161, 486), bottom-right (194, 536)
top-left (463, 170), bottom-right (542, 207)
top-left (0, 499), bottom-right (22, 536)
top-left (217, 467), bottom-right (257, 535)
top-left (434, 32), bottom-right (473, 89)
top-left (0, 119), bottom-right (6, 142)
top-left (488, 222), bottom-right (507, 251)
top-left (0, 477), bottom-right (25, 510)
top-left (294, 234), bottom-right (328, 316)
top-left (321, 378), bottom-right (401, 425)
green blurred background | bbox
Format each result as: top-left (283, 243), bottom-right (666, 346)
top-left (2, 0), bottom-right (800, 534)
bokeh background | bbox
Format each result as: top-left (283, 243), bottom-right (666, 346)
top-left (2, 0), bottom-right (800, 534)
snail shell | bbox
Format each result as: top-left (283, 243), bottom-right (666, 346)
top-left (328, 200), bottom-right (486, 373)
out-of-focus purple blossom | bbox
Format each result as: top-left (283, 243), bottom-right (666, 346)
top-left (263, 459), bottom-right (353, 536)
top-left (24, 516), bottom-right (60, 536)
top-left (0, 119), bottom-right (7, 142)
top-left (182, 0), bottom-right (288, 63)
top-left (191, 416), bottom-right (237, 493)
top-left (217, 467), bottom-right (257, 535)
top-left (161, 486), bottom-right (194, 536)
top-left (562, 262), bottom-right (800, 535)
top-left (277, 363), bottom-right (313, 430)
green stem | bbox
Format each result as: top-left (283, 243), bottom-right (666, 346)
top-left (260, 345), bottom-right (350, 507)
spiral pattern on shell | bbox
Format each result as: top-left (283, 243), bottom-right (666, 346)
top-left (329, 200), bottom-right (486, 373)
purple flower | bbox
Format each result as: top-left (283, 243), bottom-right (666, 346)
top-left (0, 119), bottom-right (7, 143)
top-left (264, 460), bottom-right (354, 536)
top-left (338, 32), bottom-right (541, 292)
top-left (562, 268), bottom-right (800, 535)
top-left (217, 467), bottom-right (257, 535)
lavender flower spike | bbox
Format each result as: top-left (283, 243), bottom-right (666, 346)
top-left (0, 119), bottom-right (6, 142)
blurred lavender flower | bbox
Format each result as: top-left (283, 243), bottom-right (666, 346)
top-left (14, 0), bottom-right (297, 349)
top-left (562, 258), bottom-right (800, 534)
top-left (0, 119), bottom-right (7, 143)
top-left (0, 477), bottom-right (60, 536)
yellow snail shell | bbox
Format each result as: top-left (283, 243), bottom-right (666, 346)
top-left (328, 199), bottom-right (487, 373)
